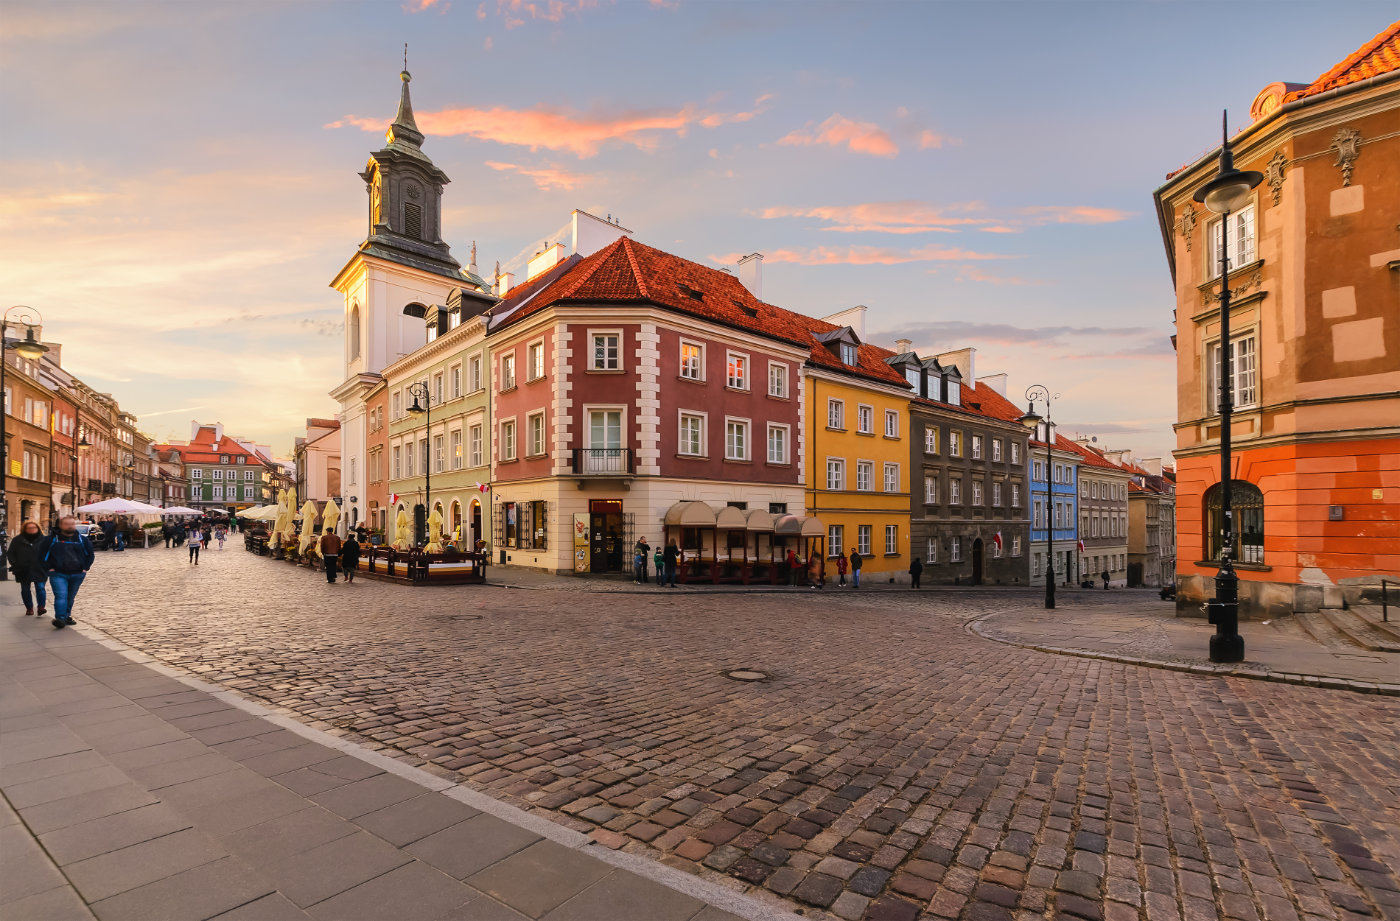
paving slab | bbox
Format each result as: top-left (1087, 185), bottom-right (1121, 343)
top-left (467, 839), bottom-right (613, 918)
top-left (540, 870), bottom-right (707, 921)
top-left (303, 860), bottom-right (478, 921)
top-left (406, 813), bottom-right (542, 880)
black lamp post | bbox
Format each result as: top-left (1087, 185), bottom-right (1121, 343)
top-left (71, 433), bottom-right (91, 518)
top-left (1194, 111), bottom-right (1262, 664)
top-left (0, 307), bottom-right (51, 581)
top-left (1018, 385), bottom-right (1059, 609)
top-left (406, 381), bottom-right (431, 546)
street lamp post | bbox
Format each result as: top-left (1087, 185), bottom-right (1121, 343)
top-left (71, 434), bottom-right (91, 519)
top-left (1018, 385), bottom-right (1059, 609)
top-left (1194, 111), bottom-right (1262, 664)
top-left (406, 381), bottom-right (431, 547)
top-left (0, 307), bottom-right (51, 581)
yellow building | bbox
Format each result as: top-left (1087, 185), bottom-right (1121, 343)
top-left (801, 318), bottom-right (913, 584)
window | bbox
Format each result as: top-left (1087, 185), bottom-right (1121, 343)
top-left (212, 469), bottom-right (223, 480)
top-left (192, 469), bottom-right (203, 479)
top-left (992, 439), bottom-right (1003, 462)
top-left (924, 427), bottom-right (939, 454)
top-left (527, 341), bottom-right (545, 381)
top-left (857, 405), bottom-right (874, 434)
top-left (450, 365), bottom-right (462, 399)
top-left (972, 480), bottom-right (983, 506)
top-left (433, 372), bottom-right (444, 405)
top-left (527, 412), bottom-right (546, 457)
top-left (841, 343), bottom-right (858, 366)
top-left (726, 353), bottom-right (748, 390)
top-left (924, 476), bottom-right (938, 504)
top-left (468, 355), bottom-right (483, 393)
top-left (219, 455), bottom-right (228, 464)
top-left (1011, 442), bottom-right (1020, 464)
top-left (591, 332), bottom-right (620, 371)
top-left (992, 483), bottom-right (1002, 507)
top-left (1206, 334), bottom-right (1258, 411)
top-left (1012, 535), bottom-right (1022, 556)
top-left (1034, 460), bottom-right (1043, 482)
top-left (767, 424), bottom-right (789, 464)
top-left (1090, 515), bottom-right (1098, 538)
top-left (857, 525), bottom-right (872, 555)
top-left (404, 201), bottom-right (422, 238)
top-left (212, 485), bottom-right (223, 499)
top-left (244, 470), bottom-right (254, 480)
top-left (857, 460), bottom-right (874, 491)
top-left (951, 536), bottom-right (962, 562)
top-left (587, 410), bottom-right (622, 454)
top-left (392, 445), bottom-right (402, 479)
top-left (1091, 481), bottom-right (1099, 499)
top-left (827, 399), bottom-right (845, 430)
top-left (680, 342), bottom-right (703, 381)
top-left (884, 410), bottom-right (899, 438)
top-left (1033, 553), bottom-right (1042, 578)
top-left (500, 354), bottom-right (516, 390)
top-left (420, 438), bottom-right (428, 475)
top-left (828, 525), bottom-right (843, 557)
top-left (679, 413), bottom-right (705, 456)
top-left (451, 430), bottom-right (462, 469)
top-left (768, 362), bottom-right (788, 398)
top-left (949, 478), bottom-right (961, 505)
top-left (245, 486), bottom-right (256, 500)
top-left (949, 431), bottom-right (962, 457)
top-left (826, 458), bottom-right (845, 490)
top-left (1053, 464), bottom-right (1062, 484)
top-left (469, 425), bottom-right (483, 467)
top-left (1206, 203), bottom-right (1256, 279)
top-left (724, 419), bottom-right (749, 460)
top-left (926, 538), bottom-right (937, 563)
top-left (433, 434), bottom-right (445, 472)
top-left (971, 435), bottom-right (983, 459)
top-left (885, 525), bottom-right (898, 555)
top-left (1034, 499), bottom-right (1044, 528)
top-left (349, 304), bottom-right (361, 359)
top-left (500, 420), bottom-right (517, 461)
top-left (391, 391), bottom-right (402, 419)
top-left (883, 463), bottom-right (899, 493)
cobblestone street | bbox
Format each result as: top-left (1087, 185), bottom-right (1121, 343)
top-left (52, 545), bottom-right (1400, 921)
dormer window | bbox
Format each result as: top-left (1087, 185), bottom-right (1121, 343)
top-left (841, 343), bottom-right (857, 365)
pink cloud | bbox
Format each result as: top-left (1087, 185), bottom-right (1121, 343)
top-left (484, 160), bottom-right (590, 190)
top-left (478, 0), bottom-right (602, 28)
top-left (917, 129), bottom-right (947, 150)
top-left (700, 93), bottom-right (773, 128)
top-left (406, 0), bottom-right (450, 11)
top-left (778, 114), bottom-right (899, 158)
top-left (714, 244), bottom-right (1012, 267)
top-left (1019, 206), bottom-right (1135, 224)
top-left (956, 265), bottom-right (1046, 286)
top-left (758, 201), bottom-right (986, 234)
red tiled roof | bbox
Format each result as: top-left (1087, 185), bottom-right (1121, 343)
top-left (1285, 19), bottom-right (1400, 102)
top-left (495, 236), bottom-right (909, 388)
top-left (1062, 438), bottom-right (1123, 472)
top-left (153, 434), bottom-right (262, 465)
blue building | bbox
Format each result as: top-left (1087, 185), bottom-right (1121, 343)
top-left (1027, 422), bottom-right (1078, 587)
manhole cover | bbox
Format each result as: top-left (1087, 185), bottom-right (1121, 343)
top-left (724, 669), bottom-right (769, 682)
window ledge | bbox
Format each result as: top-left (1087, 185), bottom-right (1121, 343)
top-left (826, 426), bottom-right (846, 433)
top-left (1194, 560), bottom-right (1272, 572)
top-left (764, 461), bottom-right (792, 467)
top-left (724, 385), bottom-right (750, 394)
top-left (586, 368), bottom-right (625, 374)
top-left (675, 453), bottom-right (709, 460)
top-left (499, 385), bottom-right (517, 394)
top-left (884, 435), bottom-right (901, 441)
top-left (677, 376), bottom-right (706, 385)
top-left (525, 376), bottom-right (547, 385)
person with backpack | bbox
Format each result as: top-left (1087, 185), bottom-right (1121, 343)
top-left (653, 545), bottom-right (664, 585)
top-left (849, 547), bottom-right (863, 589)
top-left (7, 520), bottom-right (48, 616)
top-left (38, 516), bottom-right (94, 629)
top-left (188, 527), bottom-right (203, 564)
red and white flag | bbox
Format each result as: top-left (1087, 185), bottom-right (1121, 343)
top-left (474, 481), bottom-right (489, 493)
top-left (389, 493), bottom-right (399, 506)
top-left (992, 531), bottom-right (1003, 550)
top-left (1077, 539), bottom-right (1086, 553)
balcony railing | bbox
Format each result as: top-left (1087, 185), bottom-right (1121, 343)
top-left (572, 448), bottom-right (633, 476)
top-left (87, 478), bottom-right (103, 491)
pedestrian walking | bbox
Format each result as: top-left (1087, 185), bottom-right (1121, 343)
top-left (786, 548), bottom-right (800, 586)
top-left (1101, 569), bottom-right (1110, 590)
top-left (634, 536), bottom-right (650, 583)
top-left (835, 552), bottom-right (848, 587)
top-left (340, 532), bottom-right (360, 583)
top-left (320, 529), bottom-right (342, 584)
top-left (849, 548), bottom-right (863, 589)
top-left (188, 529), bottom-right (203, 564)
top-left (215, 526), bottom-right (226, 550)
top-left (38, 516), bottom-right (93, 629)
top-left (909, 556), bottom-right (923, 589)
top-left (162, 521), bottom-right (172, 548)
top-left (807, 552), bottom-right (824, 589)
top-left (202, 525), bottom-right (212, 548)
top-left (663, 539), bottom-right (679, 587)
top-left (7, 521), bottom-right (48, 616)
top-left (653, 546), bottom-right (664, 585)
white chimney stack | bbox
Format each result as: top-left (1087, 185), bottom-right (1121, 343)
top-left (737, 253), bottom-right (763, 299)
top-left (895, 338), bottom-right (913, 354)
top-left (976, 372), bottom-right (1008, 396)
top-left (496, 270), bottom-right (516, 297)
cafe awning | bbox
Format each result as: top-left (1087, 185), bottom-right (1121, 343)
top-left (744, 509), bottom-right (776, 532)
top-left (664, 501), bottom-right (717, 527)
top-left (775, 514), bottom-right (825, 537)
top-left (714, 506), bottom-right (748, 530)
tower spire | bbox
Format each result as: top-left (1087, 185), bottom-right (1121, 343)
top-left (386, 50), bottom-right (424, 149)
top-left (470, 241), bottom-right (478, 274)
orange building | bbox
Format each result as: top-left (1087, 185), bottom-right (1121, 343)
top-left (1152, 21), bottom-right (1400, 617)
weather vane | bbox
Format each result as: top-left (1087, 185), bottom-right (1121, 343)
top-left (403, 43), bottom-right (408, 72)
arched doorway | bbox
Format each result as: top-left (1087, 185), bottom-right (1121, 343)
top-left (413, 503), bottom-right (426, 546)
top-left (450, 500), bottom-right (462, 543)
top-left (971, 538), bottom-right (984, 585)
top-left (470, 499), bottom-right (482, 549)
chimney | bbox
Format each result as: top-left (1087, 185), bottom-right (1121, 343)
top-left (976, 372), bottom-right (1007, 396)
top-left (895, 338), bottom-right (913, 354)
top-left (820, 305), bottom-right (867, 339)
top-left (737, 253), bottom-right (763, 299)
top-left (934, 347), bottom-right (976, 385)
top-left (571, 209), bottom-right (633, 257)
top-left (526, 243), bottom-right (566, 281)
top-left (496, 270), bottom-right (515, 297)
top-left (1140, 457), bottom-right (1164, 476)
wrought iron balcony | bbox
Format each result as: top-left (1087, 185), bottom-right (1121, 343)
top-left (571, 448), bottom-right (633, 476)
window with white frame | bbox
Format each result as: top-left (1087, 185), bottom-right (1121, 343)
top-left (1206, 334), bottom-right (1258, 411)
top-left (680, 342), bottom-right (703, 381)
top-left (212, 469), bottom-right (223, 480)
top-left (500, 353), bottom-right (516, 390)
top-left (951, 536), bottom-right (962, 562)
top-left (244, 470), bottom-right (254, 480)
top-left (392, 445), bottom-right (401, 479)
top-left (192, 469), bottom-right (203, 479)
top-left (433, 372), bottom-right (444, 405)
top-left (971, 435), bottom-right (983, 459)
top-left (1011, 442), bottom-right (1020, 464)
top-left (1034, 460), bottom-right (1043, 481)
top-left (972, 480), bottom-right (983, 506)
top-left (1091, 481), bottom-right (1098, 499)
top-left (768, 362), bottom-right (788, 398)
top-left (924, 476), bottom-right (937, 504)
top-left (841, 342), bottom-right (858, 366)
top-left (992, 482), bottom-right (1002, 506)
top-left (433, 434), bottom-right (444, 472)
top-left (883, 462), bottom-right (899, 493)
top-left (856, 460), bottom-right (874, 491)
top-left (926, 537), bottom-right (937, 563)
top-left (450, 430), bottom-right (462, 469)
top-left (949, 431), bottom-right (962, 457)
top-left (925, 426), bottom-right (939, 454)
top-left (828, 525), bottom-right (843, 557)
top-left (992, 439), bottom-right (1003, 462)
top-left (857, 525), bottom-right (872, 555)
top-left (1034, 499), bottom-right (1044, 528)
top-left (724, 419), bottom-right (749, 460)
top-left (950, 478), bottom-right (961, 505)
top-left (679, 413), bottom-right (705, 456)
top-left (450, 364), bottom-right (462, 399)
top-left (391, 391), bottom-right (402, 419)
top-left (884, 410), bottom-right (899, 438)
top-left (766, 424), bottom-right (789, 464)
top-left (527, 412), bottom-right (546, 457)
top-left (500, 420), bottom-right (517, 461)
top-left (726, 353), bottom-right (748, 390)
top-left (213, 485), bottom-right (223, 499)
top-left (591, 332), bottom-right (620, 370)
top-left (826, 458), bottom-right (845, 490)
top-left (1206, 203), bottom-right (1256, 279)
top-left (527, 341), bottom-right (545, 381)
top-left (469, 424), bottom-right (483, 467)
top-left (468, 354), bottom-right (483, 392)
top-left (885, 524), bottom-right (897, 554)
top-left (828, 399), bottom-right (845, 429)
top-left (857, 404), bottom-right (874, 434)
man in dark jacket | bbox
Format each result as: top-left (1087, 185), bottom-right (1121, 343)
top-left (663, 539), bottom-right (679, 588)
top-left (320, 530), bottom-right (342, 583)
top-left (7, 521), bottom-right (48, 615)
top-left (38, 516), bottom-right (94, 629)
top-left (340, 533), bottom-right (360, 583)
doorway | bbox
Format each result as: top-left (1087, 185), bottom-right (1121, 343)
top-left (971, 537), bottom-right (984, 585)
top-left (413, 504), bottom-right (426, 546)
top-left (470, 500), bottom-right (482, 549)
top-left (588, 499), bottom-right (625, 573)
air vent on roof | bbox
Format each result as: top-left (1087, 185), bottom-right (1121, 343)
top-left (678, 283), bottom-right (704, 301)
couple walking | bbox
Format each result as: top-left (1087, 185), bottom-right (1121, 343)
top-left (7, 517), bottom-right (94, 629)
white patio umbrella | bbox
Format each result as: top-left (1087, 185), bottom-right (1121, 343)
top-left (76, 498), bottom-right (165, 515)
top-left (160, 506), bottom-right (204, 516)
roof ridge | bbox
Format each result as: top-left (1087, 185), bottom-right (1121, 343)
top-left (1310, 18), bottom-right (1400, 85)
top-left (619, 237), bottom-right (650, 301)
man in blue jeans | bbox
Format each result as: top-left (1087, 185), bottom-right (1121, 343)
top-left (38, 516), bottom-right (94, 629)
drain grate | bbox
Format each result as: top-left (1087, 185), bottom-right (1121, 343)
top-left (724, 668), bottom-right (769, 682)
top-left (447, 614), bottom-right (483, 621)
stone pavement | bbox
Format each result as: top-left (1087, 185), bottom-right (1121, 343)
top-left (0, 596), bottom-right (763, 921)
top-left (974, 602), bottom-right (1400, 695)
top-left (18, 544), bottom-right (1400, 921)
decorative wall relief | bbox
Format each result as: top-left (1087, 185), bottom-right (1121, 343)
top-left (1329, 128), bottom-right (1361, 187)
top-left (1176, 203), bottom-right (1198, 251)
top-left (1265, 151), bottom-right (1287, 206)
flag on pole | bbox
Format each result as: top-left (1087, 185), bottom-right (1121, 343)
top-left (474, 481), bottom-right (489, 493)
top-left (992, 531), bottom-right (1003, 550)
top-left (1077, 539), bottom-right (1085, 553)
top-left (389, 493), bottom-right (399, 506)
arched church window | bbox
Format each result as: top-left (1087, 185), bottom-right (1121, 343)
top-left (349, 304), bottom-right (361, 360)
top-left (1204, 480), bottom-right (1264, 564)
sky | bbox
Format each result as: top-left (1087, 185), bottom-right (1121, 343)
top-left (1, 1), bottom-right (1392, 459)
